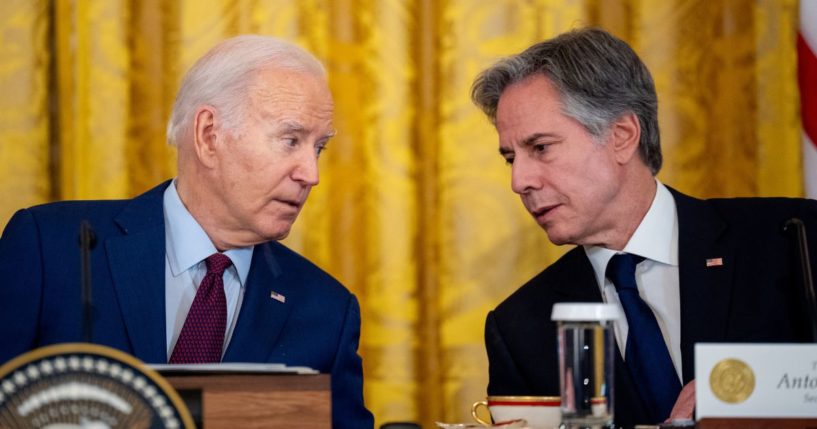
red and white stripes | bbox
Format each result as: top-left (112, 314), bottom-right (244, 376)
top-left (801, 1), bottom-right (817, 199)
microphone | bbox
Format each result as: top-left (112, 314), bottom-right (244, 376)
top-left (78, 220), bottom-right (97, 343)
top-left (783, 218), bottom-right (817, 342)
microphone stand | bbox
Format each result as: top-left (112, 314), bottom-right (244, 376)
top-left (784, 218), bottom-right (817, 342)
top-left (79, 220), bottom-right (96, 343)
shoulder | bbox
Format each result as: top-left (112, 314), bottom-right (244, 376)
top-left (714, 198), bottom-right (817, 248)
top-left (670, 188), bottom-right (817, 237)
top-left (708, 196), bottom-right (817, 221)
top-left (25, 199), bottom-right (129, 221)
top-left (4, 200), bottom-right (128, 238)
top-left (690, 193), bottom-right (814, 230)
top-left (671, 187), bottom-right (816, 222)
top-left (2, 181), bottom-right (171, 245)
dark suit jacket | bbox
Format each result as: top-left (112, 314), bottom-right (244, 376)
top-left (0, 181), bottom-right (373, 429)
top-left (485, 189), bottom-right (817, 428)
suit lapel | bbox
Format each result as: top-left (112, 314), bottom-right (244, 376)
top-left (223, 242), bottom-right (292, 362)
top-left (671, 188), bottom-right (735, 382)
top-left (106, 181), bottom-right (170, 363)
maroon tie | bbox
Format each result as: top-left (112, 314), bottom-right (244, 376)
top-left (169, 253), bottom-right (232, 363)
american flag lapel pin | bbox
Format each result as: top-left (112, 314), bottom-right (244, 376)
top-left (270, 290), bottom-right (286, 303)
top-left (706, 257), bottom-right (723, 267)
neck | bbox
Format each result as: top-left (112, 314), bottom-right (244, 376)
top-left (599, 172), bottom-right (657, 251)
top-left (175, 173), bottom-right (236, 252)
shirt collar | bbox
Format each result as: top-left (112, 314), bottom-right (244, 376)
top-left (584, 179), bottom-right (679, 287)
top-left (163, 179), bottom-right (253, 286)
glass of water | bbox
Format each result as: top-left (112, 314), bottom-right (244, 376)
top-left (551, 303), bottom-right (621, 429)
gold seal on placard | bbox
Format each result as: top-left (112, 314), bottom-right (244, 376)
top-left (709, 358), bottom-right (755, 404)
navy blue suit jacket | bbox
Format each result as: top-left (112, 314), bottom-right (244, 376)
top-left (0, 181), bottom-right (373, 429)
top-left (485, 189), bottom-right (817, 428)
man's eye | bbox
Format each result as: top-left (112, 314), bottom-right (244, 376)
top-left (283, 138), bottom-right (298, 147)
top-left (315, 145), bottom-right (327, 157)
top-left (533, 143), bottom-right (547, 153)
top-left (504, 157), bottom-right (514, 165)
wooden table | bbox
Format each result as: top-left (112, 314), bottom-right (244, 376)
top-left (163, 373), bottom-right (331, 428)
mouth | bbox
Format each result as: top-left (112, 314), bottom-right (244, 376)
top-left (276, 198), bottom-right (304, 210)
top-left (530, 204), bottom-right (560, 222)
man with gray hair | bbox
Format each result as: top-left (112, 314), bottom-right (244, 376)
top-left (0, 35), bottom-right (373, 428)
top-left (471, 27), bottom-right (817, 427)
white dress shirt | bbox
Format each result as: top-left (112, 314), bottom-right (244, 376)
top-left (583, 180), bottom-right (682, 382)
top-left (163, 180), bottom-right (254, 359)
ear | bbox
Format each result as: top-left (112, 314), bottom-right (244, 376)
top-left (609, 112), bottom-right (642, 165)
top-left (192, 106), bottom-right (220, 169)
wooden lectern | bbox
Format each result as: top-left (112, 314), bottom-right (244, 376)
top-left (163, 373), bottom-right (331, 428)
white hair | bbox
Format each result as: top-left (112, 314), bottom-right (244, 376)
top-left (166, 35), bottom-right (327, 146)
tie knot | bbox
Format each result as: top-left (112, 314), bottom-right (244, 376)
top-left (606, 253), bottom-right (645, 292)
top-left (205, 253), bottom-right (233, 276)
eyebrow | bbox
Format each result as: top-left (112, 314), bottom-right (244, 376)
top-left (278, 120), bottom-right (305, 133)
top-left (499, 132), bottom-right (559, 156)
top-left (277, 121), bottom-right (336, 140)
top-left (519, 132), bottom-right (559, 147)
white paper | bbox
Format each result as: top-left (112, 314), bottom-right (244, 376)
top-left (695, 343), bottom-right (817, 418)
top-left (148, 363), bottom-right (319, 375)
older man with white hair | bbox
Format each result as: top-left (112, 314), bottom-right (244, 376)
top-left (0, 35), bottom-right (373, 428)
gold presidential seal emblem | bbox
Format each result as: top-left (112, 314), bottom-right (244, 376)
top-left (709, 358), bottom-right (755, 403)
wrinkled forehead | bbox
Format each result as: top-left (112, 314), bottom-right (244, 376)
top-left (243, 69), bottom-right (335, 133)
top-left (248, 67), bottom-right (332, 101)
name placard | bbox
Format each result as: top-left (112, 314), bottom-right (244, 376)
top-left (695, 344), bottom-right (817, 419)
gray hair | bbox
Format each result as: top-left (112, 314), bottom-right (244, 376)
top-left (166, 35), bottom-right (326, 146)
top-left (470, 27), bottom-right (662, 174)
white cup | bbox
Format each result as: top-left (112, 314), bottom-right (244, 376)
top-left (471, 396), bottom-right (561, 428)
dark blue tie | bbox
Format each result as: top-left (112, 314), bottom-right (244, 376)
top-left (607, 253), bottom-right (681, 423)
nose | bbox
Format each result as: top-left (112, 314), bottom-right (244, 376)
top-left (510, 155), bottom-right (540, 195)
top-left (292, 150), bottom-right (320, 186)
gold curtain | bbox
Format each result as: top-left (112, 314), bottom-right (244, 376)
top-left (0, 0), bottom-right (803, 426)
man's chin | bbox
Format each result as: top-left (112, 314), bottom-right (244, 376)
top-left (266, 227), bottom-right (292, 242)
top-left (542, 225), bottom-right (572, 246)
top-left (256, 220), bottom-right (296, 243)
top-left (270, 231), bottom-right (289, 241)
